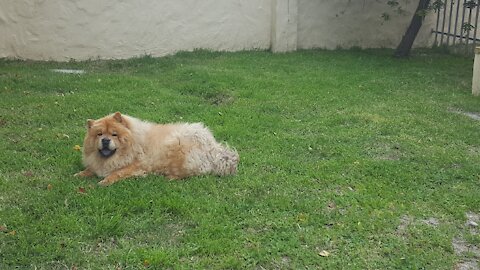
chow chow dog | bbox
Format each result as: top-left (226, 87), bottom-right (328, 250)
top-left (75, 112), bottom-right (239, 186)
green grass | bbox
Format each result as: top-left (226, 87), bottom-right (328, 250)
top-left (1, 49), bottom-right (479, 269)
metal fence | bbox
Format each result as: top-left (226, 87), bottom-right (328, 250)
top-left (432, 0), bottom-right (480, 54)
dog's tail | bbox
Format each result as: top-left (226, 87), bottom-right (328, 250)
top-left (212, 145), bottom-right (239, 176)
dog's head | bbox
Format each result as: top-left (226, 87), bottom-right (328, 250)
top-left (83, 112), bottom-right (132, 159)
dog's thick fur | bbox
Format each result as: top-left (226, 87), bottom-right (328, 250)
top-left (75, 112), bottom-right (239, 186)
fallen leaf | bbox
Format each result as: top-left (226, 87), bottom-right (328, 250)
top-left (73, 145), bottom-right (81, 151)
top-left (0, 225), bottom-right (7, 232)
top-left (143, 259), bottom-right (150, 267)
top-left (47, 184), bottom-right (53, 190)
top-left (297, 213), bottom-right (308, 223)
top-left (319, 250), bottom-right (330, 257)
top-left (8, 230), bottom-right (16, 236)
top-left (78, 187), bottom-right (86, 194)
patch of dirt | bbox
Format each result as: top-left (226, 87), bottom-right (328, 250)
top-left (468, 146), bottom-right (480, 156)
top-left (269, 256), bottom-right (291, 269)
top-left (452, 212), bottom-right (480, 269)
top-left (421, 217), bottom-right (440, 227)
top-left (452, 238), bottom-right (480, 256)
top-left (281, 256), bottom-right (291, 266)
top-left (366, 143), bottom-right (402, 161)
top-left (396, 215), bottom-right (413, 236)
top-left (164, 223), bottom-right (186, 245)
top-left (396, 216), bottom-right (440, 235)
top-left (462, 112), bottom-right (480, 121)
top-left (466, 212), bottom-right (479, 234)
top-left (455, 261), bottom-right (480, 270)
top-left (94, 237), bottom-right (119, 254)
top-left (208, 92), bottom-right (235, 106)
top-left (80, 237), bottom-right (119, 255)
top-left (449, 108), bottom-right (480, 121)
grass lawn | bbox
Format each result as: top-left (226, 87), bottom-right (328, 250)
top-left (1, 49), bottom-right (480, 269)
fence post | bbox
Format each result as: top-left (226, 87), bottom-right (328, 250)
top-left (473, 46), bottom-right (480, 95)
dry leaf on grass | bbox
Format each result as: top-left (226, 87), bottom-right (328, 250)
top-left (319, 250), bottom-right (330, 257)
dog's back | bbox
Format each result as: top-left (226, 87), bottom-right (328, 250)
top-left (123, 115), bottom-right (239, 179)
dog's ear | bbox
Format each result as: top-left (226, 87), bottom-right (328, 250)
top-left (113, 112), bottom-right (123, 123)
top-left (86, 119), bottom-right (94, 129)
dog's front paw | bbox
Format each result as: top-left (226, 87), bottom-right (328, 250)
top-left (98, 179), bottom-right (113, 186)
top-left (74, 169), bottom-right (93, 178)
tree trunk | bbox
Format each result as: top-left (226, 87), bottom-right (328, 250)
top-left (394, 0), bottom-right (431, 58)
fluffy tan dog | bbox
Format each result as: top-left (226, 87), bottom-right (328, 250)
top-left (75, 112), bottom-right (239, 186)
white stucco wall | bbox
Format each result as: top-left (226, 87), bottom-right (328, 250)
top-left (0, 0), bottom-right (435, 60)
top-left (298, 0), bottom-right (435, 50)
top-left (271, 0), bottom-right (298, 52)
top-left (0, 0), bottom-right (272, 60)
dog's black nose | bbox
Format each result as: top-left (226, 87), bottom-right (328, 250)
top-left (101, 138), bottom-right (110, 147)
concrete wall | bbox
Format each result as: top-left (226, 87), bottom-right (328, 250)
top-left (0, 0), bottom-right (272, 60)
top-left (0, 0), bottom-right (435, 61)
top-left (297, 0), bottom-right (435, 50)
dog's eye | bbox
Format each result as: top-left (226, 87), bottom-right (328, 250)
top-left (97, 132), bottom-right (102, 136)
top-left (112, 133), bottom-right (118, 137)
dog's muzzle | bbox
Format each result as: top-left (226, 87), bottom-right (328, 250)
top-left (99, 138), bottom-right (116, 158)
